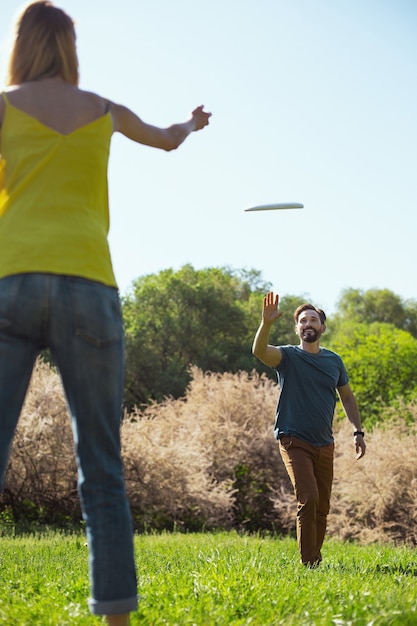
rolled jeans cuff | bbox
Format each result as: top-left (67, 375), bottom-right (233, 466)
top-left (88, 595), bottom-right (139, 615)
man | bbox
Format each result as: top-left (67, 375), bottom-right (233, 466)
top-left (252, 291), bottom-right (366, 567)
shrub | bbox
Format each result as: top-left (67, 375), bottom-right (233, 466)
top-left (329, 322), bottom-right (417, 426)
top-left (121, 367), bottom-right (287, 531)
top-left (330, 407), bottom-right (417, 546)
top-left (3, 360), bottom-right (417, 544)
top-left (2, 360), bottom-right (79, 524)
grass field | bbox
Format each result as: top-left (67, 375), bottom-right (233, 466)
top-left (0, 531), bottom-right (416, 625)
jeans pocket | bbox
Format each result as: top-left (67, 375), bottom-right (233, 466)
top-left (0, 275), bottom-right (24, 330)
top-left (67, 277), bottom-right (123, 348)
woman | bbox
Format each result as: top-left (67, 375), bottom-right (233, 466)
top-left (0, 2), bottom-right (211, 625)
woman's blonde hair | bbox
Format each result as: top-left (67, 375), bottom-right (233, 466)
top-left (7, 1), bottom-right (79, 86)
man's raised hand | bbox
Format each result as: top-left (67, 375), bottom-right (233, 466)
top-left (262, 291), bottom-right (284, 325)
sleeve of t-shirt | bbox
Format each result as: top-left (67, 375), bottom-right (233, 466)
top-left (275, 345), bottom-right (289, 372)
top-left (337, 356), bottom-right (349, 387)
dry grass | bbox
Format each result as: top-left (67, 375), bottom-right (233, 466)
top-left (3, 360), bottom-right (79, 521)
top-left (121, 366), bottom-right (287, 531)
top-left (330, 415), bottom-right (417, 546)
top-left (3, 359), bottom-right (417, 543)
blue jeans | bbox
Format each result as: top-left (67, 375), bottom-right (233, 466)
top-left (0, 273), bottom-right (137, 615)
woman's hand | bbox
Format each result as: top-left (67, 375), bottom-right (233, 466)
top-left (191, 105), bottom-right (211, 131)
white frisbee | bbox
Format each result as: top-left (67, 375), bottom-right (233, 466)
top-left (245, 202), bottom-right (304, 212)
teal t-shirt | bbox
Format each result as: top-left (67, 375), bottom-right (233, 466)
top-left (273, 345), bottom-right (349, 446)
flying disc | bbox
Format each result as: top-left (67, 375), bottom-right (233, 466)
top-left (245, 202), bottom-right (304, 212)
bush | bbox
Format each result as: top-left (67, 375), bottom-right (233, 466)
top-left (330, 405), bottom-right (417, 546)
top-left (122, 366), bottom-right (288, 531)
top-left (328, 322), bottom-right (417, 426)
top-left (3, 360), bottom-right (417, 544)
top-left (2, 360), bottom-right (80, 524)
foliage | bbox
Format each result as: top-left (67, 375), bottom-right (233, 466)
top-left (122, 267), bottom-right (417, 411)
top-left (1, 532), bottom-right (417, 625)
top-left (334, 287), bottom-right (417, 337)
top-left (122, 265), bottom-right (251, 407)
top-left (331, 419), bottom-right (417, 546)
top-left (122, 264), bottom-right (307, 407)
top-left (4, 360), bottom-right (417, 546)
top-left (2, 360), bottom-right (81, 522)
top-left (328, 321), bottom-right (417, 426)
top-left (121, 366), bottom-right (285, 532)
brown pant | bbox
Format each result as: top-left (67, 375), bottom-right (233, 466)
top-left (279, 435), bottom-right (334, 566)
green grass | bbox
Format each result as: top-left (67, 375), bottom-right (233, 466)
top-left (0, 531), bottom-right (417, 625)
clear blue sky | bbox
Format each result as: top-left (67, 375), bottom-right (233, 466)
top-left (1, 0), bottom-right (416, 314)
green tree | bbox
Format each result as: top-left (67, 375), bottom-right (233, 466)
top-left (329, 321), bottom-right (417, 427)
top-left (122, 266), bottom-right (254, 407)
top-left (334, 288), bottom-right (417, 338)
top-left (122, 265), bottom-right (308, 407)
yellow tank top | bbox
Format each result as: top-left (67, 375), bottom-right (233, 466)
top-left (0, 93), bottom-right (117, 286)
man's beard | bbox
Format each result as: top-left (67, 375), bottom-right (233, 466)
top-left (302, 328), bottom-right (320, 343)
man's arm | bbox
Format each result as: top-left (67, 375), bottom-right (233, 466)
top-left (337, 383), bottom-right (366, 459)
top-left (110, 103), bottom-right (211, 151)
top-left (252, 292), bottom-right (283, 368)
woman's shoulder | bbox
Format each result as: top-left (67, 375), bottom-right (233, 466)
top-left (4, 81), bottom-right (106, 110)
top-left (75, 87), bottom-right (108, 110)
top-left (1, 81), bottom-right (110, 133)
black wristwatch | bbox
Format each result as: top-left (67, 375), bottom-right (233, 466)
top-left (353, 430), bottom-right (365, 437)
